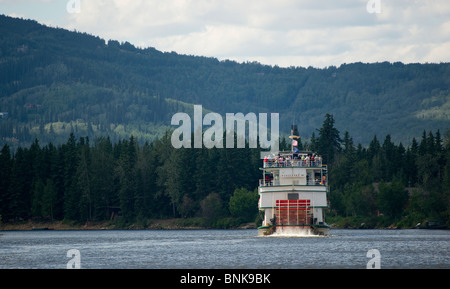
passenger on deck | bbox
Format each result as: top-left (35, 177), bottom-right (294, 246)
top-left (286, 155), bottom-right (291, 166)
top-left (278, 155), bottom-right (284, 167)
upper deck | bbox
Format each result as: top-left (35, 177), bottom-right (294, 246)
top-left (260, 151), bottom-right (328, 188)
top-left (262, 151), bottom-right (325, 169)
top-left (263, 158), bottom-right (323, 169)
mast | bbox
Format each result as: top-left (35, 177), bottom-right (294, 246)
top-left (289, 125), bottom-right (300, 153)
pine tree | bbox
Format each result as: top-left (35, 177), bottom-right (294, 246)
top-left (90, 136), bottom-right (116, 220)
top-left (381, 134), bottom-right (395, 181)
top-left (316, 113), bottom-right (341, 165)
top-left (42, 178), bottom-right (57, 221)
top-left (31, 178), bottom-right (45, 218)
top-left (116, 136), bottom-right (138, 222)
top-left (7, 147), bottom-right (33, 220)
top-left (0, 144), bottom-right (12, 220)
top-left (76, 140), bottom-right (92, 222)
top-left (63, 133), bottom-right (80, 221)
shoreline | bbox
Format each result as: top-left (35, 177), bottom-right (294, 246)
top-left (1, 218), bottom-right (447, 231)
top-left (1, 221), bottom-right (439, 231)
top-left (0, 219), bottom-right (258, 231)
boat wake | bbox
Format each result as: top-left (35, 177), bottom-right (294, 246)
top-left (266, 227), bottom-right (324, 238)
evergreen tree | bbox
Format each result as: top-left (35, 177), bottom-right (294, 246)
top-left (316, 113), bottom-right (341, 165)
top-left (31, 178), bottom-right (45, 218)
top-left (381, 134), bottom-right (395, 181)
top-left (76, 139), bottom-right (93, 222)
top-left (368, 135), bottom-right (381, 162)
top-left (134, 141), bottom-right (157, 219)
top-left (0, 145), bottom-right (12, 220)
top-left (442, 131), bottom-right (450, 222)
top-left (90, 136), bottom-right (116, 220)
top-left (63, 133), bottom-right (80, 221)
top-left (42, 178), bottom-right (57, 221)
top-left (7, 147), bottom-right (33, 220)
top-left (116, 136), bottom-right (138, 222)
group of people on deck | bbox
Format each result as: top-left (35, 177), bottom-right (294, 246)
top-left (263, 153), bottom-right (322, 168)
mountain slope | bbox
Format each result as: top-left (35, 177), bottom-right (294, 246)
top-left (1, 15), bottom-right (449, 149)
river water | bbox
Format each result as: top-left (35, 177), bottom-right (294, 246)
top-left (0, 229), bottom-right (448, 269)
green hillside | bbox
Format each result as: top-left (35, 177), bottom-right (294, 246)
top-left (1, 15), bottom-right (449, 149)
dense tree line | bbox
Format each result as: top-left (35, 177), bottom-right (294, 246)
top-left (0, 131), bottom-right (261, 227)
top-left (311, 114), bottom-right (450, 228)
top-left (1, 114), bottom-right (448, 228)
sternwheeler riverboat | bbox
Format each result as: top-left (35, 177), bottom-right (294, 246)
top-left (258, 125), bottom-right (330, 236)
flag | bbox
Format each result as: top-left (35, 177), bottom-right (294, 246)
top-left (292, 140), bottom-right (298, 146)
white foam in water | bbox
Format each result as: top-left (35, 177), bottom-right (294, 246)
top-left (268, 227), bottom-right (322, 238)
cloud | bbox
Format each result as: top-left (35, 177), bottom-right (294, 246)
top-left (5, 0), bottom-right (450, 67)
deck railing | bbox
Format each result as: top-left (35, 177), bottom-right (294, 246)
top-left (259, 179), bottom-right (326, 187)
top-left (263, 159), bottom-right (322, 168)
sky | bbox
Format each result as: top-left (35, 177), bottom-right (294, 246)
top-left (1, 0), bottom-right (450, 68)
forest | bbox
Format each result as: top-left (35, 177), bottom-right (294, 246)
top-left (1, 15), bottom-right (449, 229)
top-left (1, 114), bottom-right (449, 229)
top-left (1, 14), bottom-right (450, 151)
